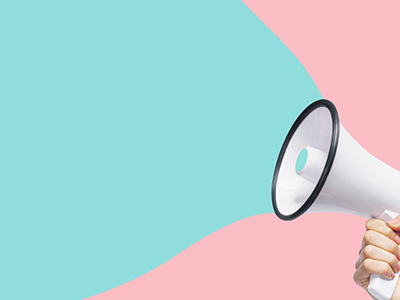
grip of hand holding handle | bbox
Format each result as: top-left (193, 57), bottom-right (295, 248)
top-left (368, 210), bottom-right (400, 300)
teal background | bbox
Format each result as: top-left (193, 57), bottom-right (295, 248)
top-left (296, 148), bottom-right (308, 172)
top-left (0, 0), bottom-right (320, 299)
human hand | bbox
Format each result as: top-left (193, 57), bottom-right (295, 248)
top-left (354, 217), bottom-right (400, 299)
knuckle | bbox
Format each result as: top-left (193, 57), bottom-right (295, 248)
top-left (362, 259), bottom-right (372, 271)
top-left (389, 243), bottom-right (398, 254)
top-left (364, 231), bottom-right (374, 243)
top-left (363, 245), bottom-right (374, 258)
top-left (353, 271), bottom-right (359, 284)
top-left (366, 219), bottom-right (379, 230)
top-left (390, 255), bottom-right (398, 266)
top-left (385, 264), bottom-right (392, 274)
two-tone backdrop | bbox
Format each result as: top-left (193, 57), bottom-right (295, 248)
top-left (2, 1), bottom-right (399, 299)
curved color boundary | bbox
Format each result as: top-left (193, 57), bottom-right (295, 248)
top-left (88, 1), bottom-right (400, 298)
top-left (86, 213), bottom-right (369, 299)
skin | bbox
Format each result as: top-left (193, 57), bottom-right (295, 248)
top-left (354, 216), bottom-right (400, 299)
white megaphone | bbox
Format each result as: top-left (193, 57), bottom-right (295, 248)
top-left (271, 99), bottom-right (400, 300)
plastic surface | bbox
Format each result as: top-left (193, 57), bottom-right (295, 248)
top-left (273, 100), bottom-right (400, 298)
top-left (274, 101), bottom-right (400, 220)
top-left (275, 106), bottom-right (332, 216)
top-left (368, 210), bottom-right (400, 300)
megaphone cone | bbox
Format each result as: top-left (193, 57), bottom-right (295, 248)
top-left (272, 99), bottom-right (400, 300)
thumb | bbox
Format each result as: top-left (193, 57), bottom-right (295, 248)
top-left (387, 215), bottom-right (400, 231)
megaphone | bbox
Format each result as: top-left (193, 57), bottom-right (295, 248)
top-left (271, 99), bottom-right (400, 300)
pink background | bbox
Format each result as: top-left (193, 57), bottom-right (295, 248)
top-left (87, 1), bottom-right (400, 299)
top-left (243, 0), bottom-right (400, 170)
top-left (87, 214), bottom-right (367, 299)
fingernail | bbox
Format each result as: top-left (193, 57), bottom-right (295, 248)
top-left (392, 272), bottom-right (396, 279)
top-left (397, 263), bottom-right (400, 273)
top-left (388, 217), bottom-right (400, 225)
top-left (395, 235), bottom-right (400, 245)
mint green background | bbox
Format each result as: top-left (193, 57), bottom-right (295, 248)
top-left (296, 148), bottom-right (308, 172)
top-left (0, 1), bottom-right (320, 299)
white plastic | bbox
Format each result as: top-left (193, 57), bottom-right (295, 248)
top-left (306, 124), bottom-right (400, 219)
top-left (276, 107), bottom-right (400, 218)
top-left (368, 210), bottom-right (400, 300)
top-left (274, 105), bottom-right (400, 300)
top-left (275, 109), bottom-right (400, 218)
top-left (276, 106), bottom-right (332, 216)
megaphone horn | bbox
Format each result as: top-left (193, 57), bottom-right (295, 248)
top-left (271, 99), bottom-right (400, 300)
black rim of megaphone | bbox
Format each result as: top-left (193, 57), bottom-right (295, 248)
top-left (271, 99), bottom-right (340, 221)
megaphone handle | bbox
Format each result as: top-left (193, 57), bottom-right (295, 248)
top-left (368, 210), bottom-right (400, 300)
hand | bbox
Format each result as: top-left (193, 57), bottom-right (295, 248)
top-left (354, 216), bottom-right (400, 299)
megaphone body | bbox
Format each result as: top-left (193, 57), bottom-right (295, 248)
top-left (272, 100), bottom-right (400, 300)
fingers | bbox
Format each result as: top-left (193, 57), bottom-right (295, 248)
top-left (355, 244), bottom-right (400, 273)
top-left (354, 216), bottom-right (400, 292)
top-left (359, 219), bottom-right (400, 254)
top-left (366, 218), bottom-right (400, 243)
top-left (363, 230), bottom-right (400, 258)
top-left (354, 258), bottom-right (396, 289)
